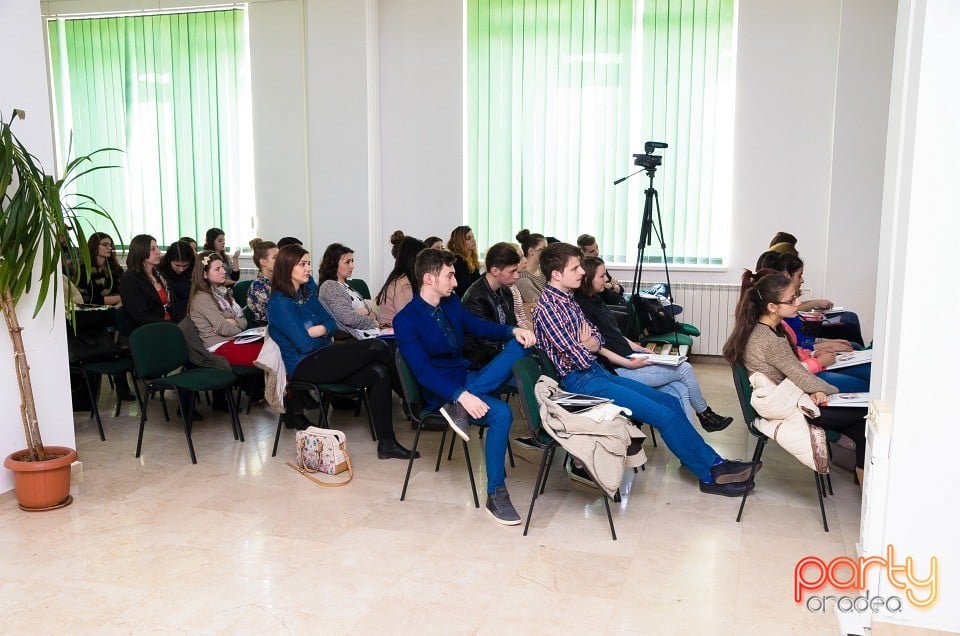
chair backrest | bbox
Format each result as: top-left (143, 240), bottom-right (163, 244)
top-left (731, 363), bottom-right (763, 437)
top-left (233, 279), bottom-right (253, 308)
top-left (394, 349), bottom-right (423, 411)
top-left (347, 278), bottom-right (371, 300)
top-left (129, 322), bottom-right (191, 380)
top-left (534, 348), bottom-right (560, 381)
top-left (512, 356), bottom-right (552, 445)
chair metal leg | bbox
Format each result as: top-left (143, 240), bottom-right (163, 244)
top-left (540, 447), bottom-right (559, 494)
top-left (272, 414), bottom-right (283, 457)
top-left (461, 440), bottom-right (480, 509)
top-left (601, 492), bottom-right (618, 541)
top-left (825, 471), bottom-right (834, 496)
top-left (82, 370), bottom-right (106, 442)
top-left (160, 391), bottom-right (170, 422)
top-left (736, 437), bottom-right (766, 523)
top-left (360, 389), bottom-right (378, 442)
top-left (435, 428), bottom-right (448, 472)
top-left (507, 438), bottom-right (515, 468)
top-left (400, 420), bottom-right (426, 501)
top-left (226, 387), bottom-right (244, 442)
top-left (523, 443), bottom-right (554, 536)
top-left (648, 424), bottom-right (658, 447)
top-left (816, 472), bottom-right (830, 532)
top-left (135, 389), bottom-right (151, 458)
top-left (447, 429), bottom-right (457, 461)
top-left (175, 390), bottom-right (198, 464)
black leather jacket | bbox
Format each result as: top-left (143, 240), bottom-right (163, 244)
top-left (461, 276), bottom-right (517, 368)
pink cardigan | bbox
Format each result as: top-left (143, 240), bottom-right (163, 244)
top-left (781, 321), bottom-right (824, 374)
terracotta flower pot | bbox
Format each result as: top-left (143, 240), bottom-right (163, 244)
top-left (3, 446), bottom-right (77, 511)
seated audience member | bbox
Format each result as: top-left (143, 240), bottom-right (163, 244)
top-left (188, 251), bottom-right (264, 367)
top-left (514, 229), bottom-right (547, 315)
top-left (179, 236), bottom-right (198, 253)
top-left (317, 243), bottom-right (383, 339)
top-left (768, 231), bottom-right (799, 256)
top-left (246, 238), bottom-right (278, 325)
top-left (722, 269), bottom-right (867, 483)
top-left (376, 234), bottom-right (425, 326)
top-left (204, 227), bottom-right (240, 284)
top-left (461, 242), bottom-right (521, 367)
top-left (533, 243), bottom-right (757, 497)
top-left (577, 234), bottom-right (626, 306)
top-left (267, 244), bottom-right (417, 459)
top-left (120, 234), bottom-right (176, 330)
top-left (277, 236), bottom-right (303, 248)
top-left (756, 253), bottom-right (869, 392)
top-left (447, 225), bottom-right (482, 296)
top-left (394, 248), bottom-right (536, 525)
top-left (575, 256), bottom-right (733, 431)
top-left (158, 241), bottom-right (197, 323)
top-left (771, 251), bottom-right (864, 346)
top-left (423, 236), bottom-right (445, 251)
top-left (508, 243), bottom-right (532, 330)
top-left (77, 232), bottom-right (123, 306)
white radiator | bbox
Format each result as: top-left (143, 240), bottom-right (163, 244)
top-left (635, 281), bottom-right (741, 356)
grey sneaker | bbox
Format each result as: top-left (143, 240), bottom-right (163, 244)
top-left (568, 460), bottom-right (599, 489)
top-left (485, 485), bottom-right (521, 526)
top-left (440, 401), bottom-right (471, 442)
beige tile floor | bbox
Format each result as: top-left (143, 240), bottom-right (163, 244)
top-left (0, 360), bottom-right (866, 634)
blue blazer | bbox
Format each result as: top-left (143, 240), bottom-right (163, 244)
top-left (394, 293), bottom-right (514, 409)
top-left (266, 277), bottom-right (338, 375)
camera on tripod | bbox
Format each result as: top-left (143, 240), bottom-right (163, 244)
top-left (632, 141), bottom-right (668, 169)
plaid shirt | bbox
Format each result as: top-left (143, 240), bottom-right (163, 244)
top-left (534, 284), bottom-right (603, 377)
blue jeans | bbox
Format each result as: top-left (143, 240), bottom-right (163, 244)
top-left (463, 340), bottom-right (528, 493)
top-left (563, 362), bottom-right (720, 480)
top-left (818, 362), bottom-right (871, 392)
top-left (614, 361), bottom-right (707, 426)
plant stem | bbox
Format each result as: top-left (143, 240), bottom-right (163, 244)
top-left (1, 288), bottom-right (46, 461)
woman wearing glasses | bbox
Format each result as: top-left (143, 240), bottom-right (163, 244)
top-left (77, 232), bottom-right (123, 306)
top-left (723, 269), bottom-right (867, 481)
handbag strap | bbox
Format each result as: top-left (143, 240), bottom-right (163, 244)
top-left (286, 448), bottom-right (353, 487)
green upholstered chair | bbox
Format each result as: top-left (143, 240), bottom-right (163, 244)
top-left (512, 356), bottom-right (617, 540)
top-left (271, 381), bottom-right (378, 457)
top-left (395, 349), bottom-right (480, 508)
top-left (346, 278), bottom-right (371, 300)
top-left (232, 279), bottom-right (253, 308)
top-left (76, 357), bottom-right (140, 441)
top-left (731, 363), bottom-right (833, 532)
top-left (129, 322), bottom-right (241, 464)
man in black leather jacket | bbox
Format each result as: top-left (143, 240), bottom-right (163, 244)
top-left (461, 242), bottom-right (521, 367)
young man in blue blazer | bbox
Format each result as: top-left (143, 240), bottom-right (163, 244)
top-left (394, 248), bottom-right (536, 525)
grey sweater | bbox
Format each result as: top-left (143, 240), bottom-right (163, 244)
top-left (317, 280), bottom-right (378, 332)
top-left (743, 323), bottom-right (837, 395)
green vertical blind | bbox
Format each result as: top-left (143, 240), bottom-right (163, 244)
top-left (467, 0), bottom-right (734, 265)
top-left (47, 9), bottom-right (254, 248)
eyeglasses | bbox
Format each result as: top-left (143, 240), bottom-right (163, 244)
top-left (775, 295), bottom-right (799, 305)
top-left (99, 241), bottom-right (113, 248)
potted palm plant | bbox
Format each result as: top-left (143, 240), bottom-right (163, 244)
top-left (1, 108), bottom-right (116, 510)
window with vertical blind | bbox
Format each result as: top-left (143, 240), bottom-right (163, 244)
top-left (47, 9), bottom-right (254, 249)
top-left (466, 0), bottom-right (735, 266)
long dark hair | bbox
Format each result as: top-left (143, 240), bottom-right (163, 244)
top-left (159, 241), bottom-right (197, 279)
top-left (273, 244), bottom-right (309, 298)
top-left (377, 236), bottom-right (424, 304)
top-left (722, 269), bottom-right (794, 365)
top-left (516, 228), bottom-right (546, 258)
top-left (318, 243), bottom-right (354, 283)
top-left (125, 234), bottom-right (156, 274)
top-left (576, 257), bottom-right (604, 297)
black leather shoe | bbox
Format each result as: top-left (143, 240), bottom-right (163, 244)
top-left (283, 412), bottom-right (312, 430)
top-left (699, 478), bottom-right (755, 497)
top-left (697, 407), bottom-right (734, 432)
top-left (711, 459), bottom-right (762, 484)
top-left (377, 441), bottom-right (421, 460)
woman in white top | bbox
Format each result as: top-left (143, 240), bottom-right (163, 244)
top-left (316, 243), bottom-right (383, 339)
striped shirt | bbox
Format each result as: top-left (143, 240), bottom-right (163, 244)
top-left (534, 284), bottom-right (604, 377)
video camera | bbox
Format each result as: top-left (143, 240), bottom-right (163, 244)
top-left (633, 141), bottom-right (668, 170)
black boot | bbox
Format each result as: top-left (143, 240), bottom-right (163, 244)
top-left (697, 407), bottom-right (733, 432)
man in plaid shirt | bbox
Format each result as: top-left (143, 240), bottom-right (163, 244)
top-left (533, 242), bottom-right (758, 497)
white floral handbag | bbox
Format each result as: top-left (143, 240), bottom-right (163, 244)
top-left (286, 427), bottom-right (353, 487)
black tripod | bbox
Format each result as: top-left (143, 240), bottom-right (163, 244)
top-left (614, 142), bottom-right (679, 343)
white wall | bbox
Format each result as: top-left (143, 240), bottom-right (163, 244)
top-left (863, 0), bottom-right (960, 631)
top-left (1, 1), bottom-right (77, 493)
